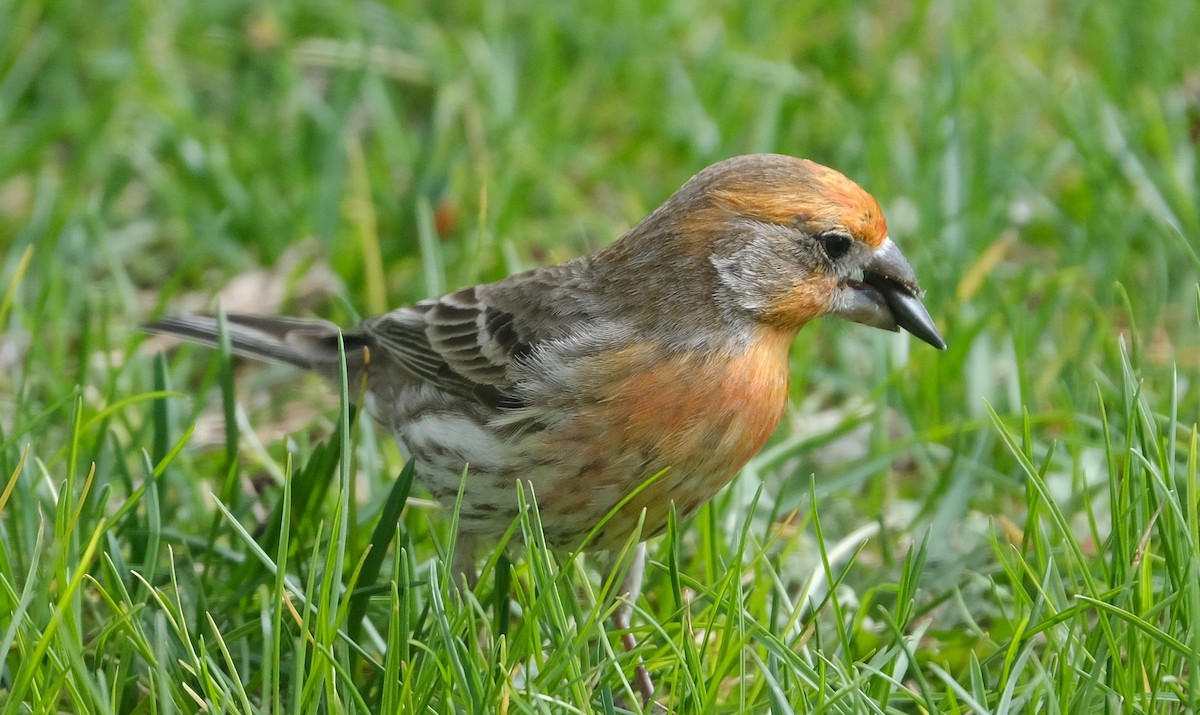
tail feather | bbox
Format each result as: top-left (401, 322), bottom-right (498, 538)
top-left (143, 314), bottom-right (370, 373)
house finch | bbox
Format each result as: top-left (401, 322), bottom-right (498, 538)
top-left (146, 153), bottom-right (945, 701)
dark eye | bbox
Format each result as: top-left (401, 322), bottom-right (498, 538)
top-left (817, 231), bottom-right (852, 260)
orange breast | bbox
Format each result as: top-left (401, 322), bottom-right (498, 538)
top-left (543, 328), bottom-right (794, 545)
top-left (615, 334), bottom-right (790, 472)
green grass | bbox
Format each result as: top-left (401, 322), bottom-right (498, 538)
top-left (2, 0), bottom-right (1199, 711)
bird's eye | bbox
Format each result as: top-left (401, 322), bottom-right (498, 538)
top-left (817, 232), bottom-right (852, 260)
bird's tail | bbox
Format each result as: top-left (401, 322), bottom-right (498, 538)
top-left (143, 314), bottom-right (371, 374)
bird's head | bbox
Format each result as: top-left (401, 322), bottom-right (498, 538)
top-left (659, 154), bottom-right (945, 349)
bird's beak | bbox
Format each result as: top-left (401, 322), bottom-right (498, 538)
top-left (828, 238), bottom-right (946, 350)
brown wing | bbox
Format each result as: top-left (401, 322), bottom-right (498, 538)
top-left (360, 271), bottom-right (583, 409)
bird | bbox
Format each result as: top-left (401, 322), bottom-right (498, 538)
top-left (145, 153), bottom-right (945, 703)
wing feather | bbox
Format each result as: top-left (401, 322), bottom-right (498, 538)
top-left (361, 286), bottom-right (535, 408)
top-left (358, 262), bottom-right (599, 410)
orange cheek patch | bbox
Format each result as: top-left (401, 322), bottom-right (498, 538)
top-left (761, 275), bottom-right (838, 330)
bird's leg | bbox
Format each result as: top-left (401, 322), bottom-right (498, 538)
top-left (452, 532), bottom-right (479, 590)
top-left (609, 541), bottom-right (655, 703)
